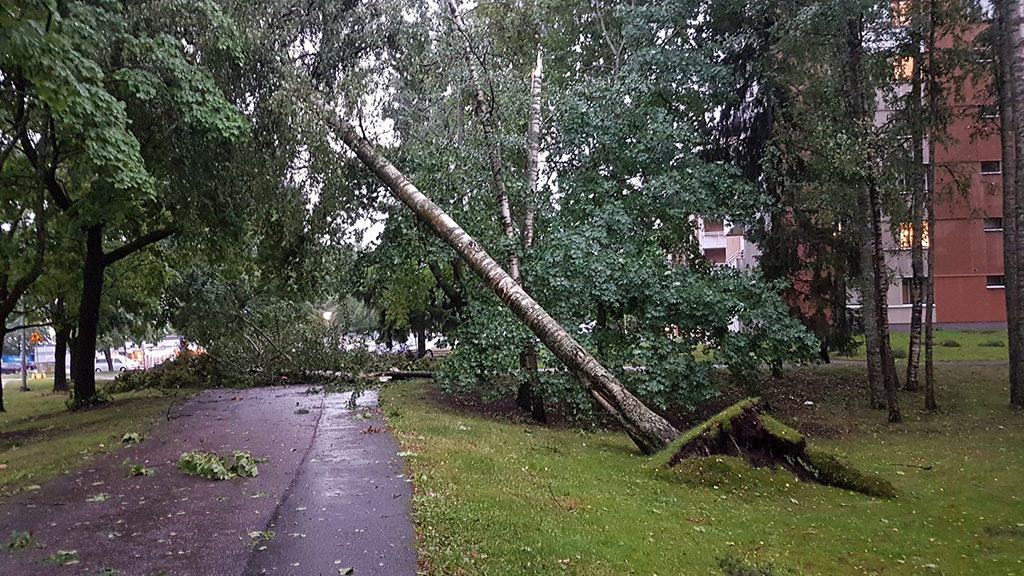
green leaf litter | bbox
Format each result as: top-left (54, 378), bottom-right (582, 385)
top-left (177, 450), bottom-right (264, 480)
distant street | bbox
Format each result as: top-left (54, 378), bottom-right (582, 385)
top-left (1, 372), bottom-right (116, 389)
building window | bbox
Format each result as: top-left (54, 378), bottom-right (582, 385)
top-left (987, 275), bottom-right (1005, 289)
top-left (893, 56), bottom-right (914, 81)
top-left (703, 247), bottom-right (726, 264)
top-left (703, 219), bottom-right (725, 233)
top-left (981, 161), bottom-right (1002, 175)
top-left (891, 0), bottom-right (911, 26)
top-left (897, 222), bottom-right (930, 249)
top-left (984, 217), bottom-right (1003, 231)
top-left (901, 277), bottom-right (915, 304)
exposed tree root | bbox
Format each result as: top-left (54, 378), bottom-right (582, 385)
top-left (659, 399), bottom-right (896, 498)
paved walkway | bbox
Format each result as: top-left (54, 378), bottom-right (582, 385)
top-left (0, 387), bottom-right (417, 575)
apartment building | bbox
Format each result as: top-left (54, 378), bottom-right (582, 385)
top-left (697, 219), bottom-right (760, 271)
top-left (881, 13), bottom-right (1006, 329)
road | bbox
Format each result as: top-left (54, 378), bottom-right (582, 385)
top-left (0, 386), bottom-right (417, 575)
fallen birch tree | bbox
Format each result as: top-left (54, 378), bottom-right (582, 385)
top-left (328, 116), bottom-right (681, 454)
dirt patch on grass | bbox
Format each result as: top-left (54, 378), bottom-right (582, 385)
top-left (0, 428), bottom-right (43, 449)
top-left (660, 368), bottom-right (870, 438)
top-left (422, 385), bottom-right (589, 429)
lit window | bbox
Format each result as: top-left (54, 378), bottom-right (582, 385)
top-left (984, 217), bottom-right (1003, 231)
top-left (898, 222), bottom-right (930, 249)
top-left (986, 275), bottom-right (1005, 289)
top-left (981, 161), bottom-right (1002, 175)
top-left (894, 56), bottom-right (914, 81)
top-left (891, 0), bottom-right (912, 26)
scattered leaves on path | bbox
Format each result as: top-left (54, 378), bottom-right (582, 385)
top-left (121, 432), bottom-right (144, 444)
top-left (45, 550), bottom-right (80, 565)
top-left (4, 530), bottom-right (32, 551)
top-left (178, 450), bottom-right (263, 480)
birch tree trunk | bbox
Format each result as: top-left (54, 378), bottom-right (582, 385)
top-left (923, 0), bottom-right (939, 411)
top-left (924, 155), bottom-right (938, 410)
top-left (445, 0), bottom-right (520, 283)
top-left (905, 11), bottom-right (926, 391)
top-left (524, 50), bottom-right (543, 251)
top-left (446, 1), bottom-right (548, 420)
top-left (871, 178), bottom-right (902, 422)
top-left (516, 50), bottom-right (546, 422)
top-left (330, 116), bottom-right (681, 454)
top-left (1000, 0), bottom-right (1024, 407)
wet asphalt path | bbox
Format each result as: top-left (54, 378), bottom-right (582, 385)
top-left (0, 386), bottom-right (417, 576)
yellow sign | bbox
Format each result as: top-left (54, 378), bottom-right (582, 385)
top-left (28, 331), bottom-right (43, 345)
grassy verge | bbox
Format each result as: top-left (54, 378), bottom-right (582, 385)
top-left (1, 380), bottom-right (187, 496)
top-left (839, 329), bottom-right (1009, 361)
top-left (382, 365), bottom-right (1024, 576)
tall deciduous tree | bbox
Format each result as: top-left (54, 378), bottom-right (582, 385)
top-left (3, 0), bottom-right (259, 405)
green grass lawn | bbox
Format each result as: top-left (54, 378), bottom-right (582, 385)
top-left (0, 380), bottom-right (186, 496)
top-left (840, 330), bottom-right (1010, 362)
top-left (382, 365), bottom-right (1024, 576)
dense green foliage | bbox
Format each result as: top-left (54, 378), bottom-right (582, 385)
top-left (360, 0), bottom-right (818, 418)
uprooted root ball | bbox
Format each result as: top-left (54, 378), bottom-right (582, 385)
top-left (660, 399), bottom-right (896, 498)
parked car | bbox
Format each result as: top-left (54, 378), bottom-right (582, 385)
top-left (95, 356), bottom-right (141, 372)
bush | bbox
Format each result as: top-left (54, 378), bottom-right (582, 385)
top-left (941, 339), bottom-right (961, 348)
top-left (891, 347), bottom-right (908, 359)
top-left (979, 339), bottom-right (1005, 347)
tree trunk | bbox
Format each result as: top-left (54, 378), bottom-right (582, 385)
top-left (516, 346), bottom-right (546, 423)
top-left (870, 179), bottom-right (901, 422)
top-left (996, 0), bottom-right (1020, 407)
top-left (53, 324), bottom-right (69, 392)
top-left (416, 326), bottom-right (426, 359)
top-left (923, 0), bottom-right (940, 411)
top-left (524, 50), bottom-right (543, 250)
top-left (905, 19), bottom-right (926, 392)
top-left (513, 49), bottom-right (548, 424)
top-left (104, 347), bottom-right (114, 372)
top-left (999, 0), bottom-right (1024, 407)
top-left (331, 116), bottom-right (681, 454)
top-left (72, 225), bottom-right (104, 405)
top-left (446, 0), bottom-right (520, 282)
top-left (924, 158), bottom-right (938, 410)
top-left (1013, 0), bottom-right (1024, 409)
top-left (857, 187), bottom-right (886, 410)
top-left (845, 14), bottom-right (889, 412)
